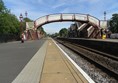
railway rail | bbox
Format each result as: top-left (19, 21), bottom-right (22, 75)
top-left (55, 38), bottom-right (118, 81)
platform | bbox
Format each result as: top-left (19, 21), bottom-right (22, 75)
top-left (12, 38), bottom-right (94, 83)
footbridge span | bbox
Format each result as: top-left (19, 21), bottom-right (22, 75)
top-left (25, 13), bottom-right (107, 39)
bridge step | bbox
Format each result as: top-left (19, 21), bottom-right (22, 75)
top-left (77, 23), bottom-right (88, 31)
top-left (89, 28), bottom-right (100, 38)
top-left (87, 26), bottom-right (94, 37)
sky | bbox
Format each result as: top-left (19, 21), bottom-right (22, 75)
top-left (3, 0), bottom-right (118, 34)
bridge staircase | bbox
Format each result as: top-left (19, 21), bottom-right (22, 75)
top-left (87, 26), bottom-right (94, 38)
top-left (77, 23), bottom-right (91, 38)
top-left (94, 29), bottom-right (101, 38)
top-left (88, 27), bottom-right (101, 38)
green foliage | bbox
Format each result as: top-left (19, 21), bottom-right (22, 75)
top-left (0, 11), bottom-right (20, 35)
top-left (59, 28), bottom-right (68, 37)
top-left (109, 14), bottom-right (118, 33)
top-left (38, 26), bottom-right (44, 32)
top-left (54, 33), bottom-right (59, 37)
top-left (49, 33), bottom-right (59, 37)
top-left (0, 0), bottom-right (20, 41)
top-left (0, 0), bottom-right (6, 13)
top-left (22, 17), bottom-right (33, 31)
top-left (23, 17), bottom-right (33, 22)
top-left (37, 26), bottom-right (47, 36)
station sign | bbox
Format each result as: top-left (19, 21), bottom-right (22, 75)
top-left (26, 22), bottom-right (34, 30)
top-left (100, 20), bottom-right (107, 29)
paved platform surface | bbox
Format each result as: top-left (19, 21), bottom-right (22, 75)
top-left (12, 38), bottom-right (94, 83)
top-left (39, 39), bottom-right (88, 83)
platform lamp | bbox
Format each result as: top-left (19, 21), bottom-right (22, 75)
top-left (25, 11), bottom-right (28, 18)
top-left (19, 13), bottom-right (23, 36)
top-left (24, 11), bottom-right (28, 40)
top-left (104, 11), bottom-right (106, 21)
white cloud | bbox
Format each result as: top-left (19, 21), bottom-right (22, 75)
top-left (60, 8), bottom-right (70, 13)
top-left (52, 3), bottom-right (66, 9)
top-left (30, 11), bottom-right (48, 20)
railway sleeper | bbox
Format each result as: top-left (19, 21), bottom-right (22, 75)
top-left (56, 40), bottom-right (118, 80)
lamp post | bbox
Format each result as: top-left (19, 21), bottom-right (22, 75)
top-left (19, 13), bottom-right (23, 34)
top-left (104, 11), bottom-right (106, 21)
top-left (19, 13), bottom-right (24, 43)
top-left (25, 11), bottom-right (28, 18)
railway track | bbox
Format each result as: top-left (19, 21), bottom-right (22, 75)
top-left (56, 39), bottom-right (118, 81)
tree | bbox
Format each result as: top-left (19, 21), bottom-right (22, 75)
top-left (59, 28), bottom-right (68, 37)
top-left (0, 11), bottom-right (20, 34)
top-left (0, 0), bottom-right (20, 41)
top-left (50, 33), bottom-right (59, 38)
top-left (109, 14), bottom-right (118, 33)
top-left (37, 26), bottom-right (47, 36)
top-left (0, 0), bottom-right (6, 13)
top-left (23, 17), bottom-right (33, 22)
top-left (22, 17), bottom-right (33, 30)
